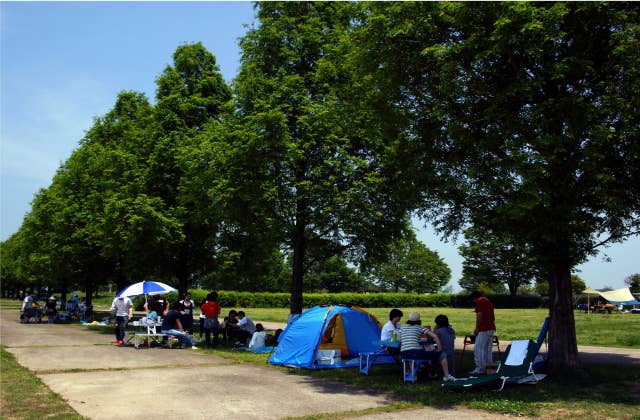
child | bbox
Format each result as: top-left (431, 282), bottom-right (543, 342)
top-left (381, 308), bottom-right (403, 355)
top-left (434, 314), bottom-right (456, 376)
top-left (248, 323), bottom-right (267, 350)
top-left (381, 308), bottom-right (403, 341)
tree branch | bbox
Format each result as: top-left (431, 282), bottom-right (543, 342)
top-left (589, 229), bottom-right (640, 252)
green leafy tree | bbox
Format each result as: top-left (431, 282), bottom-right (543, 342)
top-left (459, 227), bottom-right (540, 297)
top-left (83, 91), bottom-right (182, 291)
top-left (624, 273), bottom-right (640, 292)
top-left (539, 274), bottom-right (586, 296)
top-left (152, 43), bottom-right (232, 294)
top-left (13, 90), bottom-right (181, 303)
top-left (233, 2), bottom-right (408, 314)
top-left (350, 2), bottom-right (640, 377)
top-left (365, 230), bottom-right (451, 293)
top-left (570, 275), bottom-right (587, 296)
top-left (304, 256), bottom-right (364, 293)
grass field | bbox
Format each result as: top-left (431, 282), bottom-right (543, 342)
top-left (2, 298), bottom-right (638, 348)
top-left (224, 306), bottom-right (640, 349)
top-left (0, 347), bottom-right (86, 419)
top-left (2, 298), bottom-right (639, 419)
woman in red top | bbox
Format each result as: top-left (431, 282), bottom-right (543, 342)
top-left (200, 292), bottom-right (221, 348)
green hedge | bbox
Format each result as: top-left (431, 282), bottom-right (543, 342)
top-left (133, 291), bottom-right (544, 311)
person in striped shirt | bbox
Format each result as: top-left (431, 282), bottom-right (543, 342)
top-left (400, 312), bottom-right (456, 381)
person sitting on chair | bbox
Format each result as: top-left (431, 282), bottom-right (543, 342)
top-left (233, 311), bottom-right (256, 346)
top-left (45, 296), bottom-right (58, 323)
top-left (400, 312), bottom-right (455, 382)
top-left (434, 314), bottom-right (456, 377)
top-left (222, 310), bottom-right (239, 344)
top-left (161, 301), bottom-right (197, 349)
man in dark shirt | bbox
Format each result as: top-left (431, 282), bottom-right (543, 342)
top-left (161, 302), bottom-right (197, 349)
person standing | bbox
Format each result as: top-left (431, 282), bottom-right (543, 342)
top-left (200, 292), bottom-right (221, 348)
top-left (179, 293), bottom-right (195, 335)
top-left (469, 290), bottom-right (496, 375)
top-left (110, 296), bottom-right (133, 345)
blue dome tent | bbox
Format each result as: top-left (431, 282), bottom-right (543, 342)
top-left (268, 305), bottom-right (395, 369)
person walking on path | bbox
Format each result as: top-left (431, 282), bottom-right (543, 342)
top-left (469, 290), bottom-right (496, 375)
top-left (110, 296), bottom-right (133, 345)
top-left (161, 301), bottom-right (198, 349)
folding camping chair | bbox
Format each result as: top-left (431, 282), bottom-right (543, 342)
top-left (532, 317), bottom-right (549, 370)
top-left (459, 334), bottom-right (501, 367)
top-left (442, 339), bottom-right (541, 391)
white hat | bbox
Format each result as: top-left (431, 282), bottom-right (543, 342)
top-left (408, 312), bottom-right (420, 322)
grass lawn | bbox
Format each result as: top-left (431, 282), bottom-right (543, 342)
top-left (236, 306), bottom-right (640, 349)
top-left (196, 344), bottom-right (640, 419)
top-left (0, 347), bottom-right (86, 419)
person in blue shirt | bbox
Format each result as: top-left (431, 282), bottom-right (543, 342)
top-left (434, 314), bottom-right (456, 376)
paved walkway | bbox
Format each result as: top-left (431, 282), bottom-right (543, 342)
top-left (2, 311), bottom-right (638, 420)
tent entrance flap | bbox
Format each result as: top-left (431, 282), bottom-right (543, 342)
top-left (319, 314), bottom-right (348, 357)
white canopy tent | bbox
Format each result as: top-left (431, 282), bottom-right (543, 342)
top-left (598, 287), bottom-right (639, 305)
top-left (579, 287), bottom-right (640, 314)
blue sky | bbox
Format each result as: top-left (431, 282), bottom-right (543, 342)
top-left (1, 2), bottom-right (638, 291)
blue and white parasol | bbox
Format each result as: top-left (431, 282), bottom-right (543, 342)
top-left (116, 281), bottom-right (177, 299)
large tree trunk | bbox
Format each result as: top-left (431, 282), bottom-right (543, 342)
top-left (114, 272), bottom-right (127, 296)
top-left (547, 264), bottom-right (588, 378)
top-left (84, 279), bottom-right (94, 307)
top-left (60, 281), bottom-right (68, 304)
top-left (176, 260), bottom-right (189, 297)
top-left (290, 199), bottom-right (307, 316)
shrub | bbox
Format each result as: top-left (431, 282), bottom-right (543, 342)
top-left (132, 290), bottom-right (544, 310)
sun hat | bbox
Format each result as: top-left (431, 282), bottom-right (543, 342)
top-left (408, 312), bottom-right (420, 322)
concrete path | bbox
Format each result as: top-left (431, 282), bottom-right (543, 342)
top-left (0, 310), bottom-right (513, 420)
top-left (2, 311), bottom-right (638, 420)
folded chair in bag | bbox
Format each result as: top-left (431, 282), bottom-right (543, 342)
top-left (442, 339), bottom-right (541, 391)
